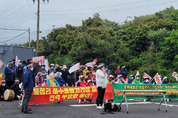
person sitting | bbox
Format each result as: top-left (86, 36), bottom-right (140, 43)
top-left (39, 65), bottom-right (48, 80)
top-left (115, 75), bottom-right (126, 84)
top-left (142, 77), bottom-right (149, 84)
top-left (162, 77), bottom-right (169, 84)
top-left (0, 80), bottom-right (9, 101)
top-left (86, 80), bottom-right (94, 104)
top-left (10, 80), bottom-right (22, 100)
top-left (35, 72), bottom-right (44, 86)
top-left (128, 75), bottom-right (134, 84)
top-left (77, 75), bottom-right (88, 87)
top-left (107, 75), bottom-right (114, 84)
top-left (48, 64), bottom-right (56, 74)
top-left (55, 72), bottom-right (66, 87)
top-left (132, 75), bottom-right (141, 84)
top-left (46, 72), bottom-right (60, 87)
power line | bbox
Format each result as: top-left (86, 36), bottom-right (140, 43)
top-left (10, 15), bottom-right (36, 28)
top-left (42, 0), bottom-right (152, 12)
top-left (0, 31), bottom-right (27, 43)
top-left (41, 0), bottom-right (178, 16)
top-left (0, 0), bottom-right (23, 16)
top-left (1, 4), bottom-right (29, 19)
top-left (0, 27), bottom-right (27, 31)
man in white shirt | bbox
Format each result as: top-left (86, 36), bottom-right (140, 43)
top-left (95, 63), bottom-right (107, 109)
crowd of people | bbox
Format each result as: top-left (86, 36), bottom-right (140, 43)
top-left (0, 58), bottom-right (170, 113)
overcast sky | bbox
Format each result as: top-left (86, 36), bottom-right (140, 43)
top-left (0, 0), bottom-right (178, 46)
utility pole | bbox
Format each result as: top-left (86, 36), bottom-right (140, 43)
top-left (36, 0), bottom-right (40, 49)
top-left (28, 28), bottom-right (30, 47)
top-left (33, 0), bottom-right (49, 49)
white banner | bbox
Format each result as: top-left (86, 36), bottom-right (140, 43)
top-left (154, 73), bottom-right (162, 85)
top-left (69, 63), bottom-right (80, 74)
top-left (32, 56), bottom-right (45, 65)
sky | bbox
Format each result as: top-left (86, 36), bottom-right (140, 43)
top-left (0, 0), bottom-right (178, 46)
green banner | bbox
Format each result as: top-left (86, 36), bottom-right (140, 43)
top-left (112, 83), bottom-right (178, 102)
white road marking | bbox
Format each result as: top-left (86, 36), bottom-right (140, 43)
top-left (70, 102), bottom-right (153, 107)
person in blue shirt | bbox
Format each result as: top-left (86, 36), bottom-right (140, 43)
top-left (162, 77), bottom-right (169, 84)
top-left (55, 72), bottom-right (66, 87)
top-left (21, 63), bottom-right (34, 114)
top-left (4, 62), bottom-right (15, 88)
top-left (142, 77), bottom-right (149, 84)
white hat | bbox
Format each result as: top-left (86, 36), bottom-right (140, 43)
top-left (62, 65), bottom-right (67, 70)
top-left (87, 80), bottom-right (92, 83)
top-left (97, 63), bottom-right (104, 69)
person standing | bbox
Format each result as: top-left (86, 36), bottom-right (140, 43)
top-left (16, 61), bottom-right (24, 83)
top-left (115, 66), bottom-right (121, 76)
top-left (21, 63), bottom-right (34, 114)
top-left (96, 63), bottom-right (107, 109)
top-left (120, 66), bottom-right (128, 79)
top-left (61, 65), bottom-right (69, 84)
top-left (33, 62), bottom-right (41, 77)
top-left (4, 62), bottom-right (15, 88)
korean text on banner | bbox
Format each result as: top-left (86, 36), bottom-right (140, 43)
top-left (15, 55), bottom-right (20, 67)
top-left (154, 73), bottom-right (162, 85)
top-left (112, 83), bottom-right (178, 102)
top-left (143, 72), bottom-right (152, 80)
top-left (32, 56), bottom-right (45, 65)
top-left (172, 72), bottom-right (178, 81)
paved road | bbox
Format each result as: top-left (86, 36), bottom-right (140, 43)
top-left (0, 99), bottom-right (178, 118)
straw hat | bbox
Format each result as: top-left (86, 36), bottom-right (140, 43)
top-left (62, 65), bottom-right (67, 70)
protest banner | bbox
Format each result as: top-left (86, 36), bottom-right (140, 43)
top-left (32, 56), bottom-right (45, 65)
top-left (15, 55), bottom-right (20, 67)
top-left (136, 70), bottom-right (139, 76)
top-left (28, 84), bottom-right (113, 105)
top-left (0, 59), bottom-right (3, 69)
top-left (0, 73), bottom-right (3, 85)
top-left (112, 83), bottom-right (178, 102)
top-left (154, 73), bottom-right (162, 85)
top-left (172, 72), bottom-right (178, 81)
top-left (92, 58), bottom-right (97, 65)
top-left (85, 62), bottom-right (93, 67)
top-left (143, 72), bottom-right (152, 80)
top-left (69, 63), bottom-right (80, 74)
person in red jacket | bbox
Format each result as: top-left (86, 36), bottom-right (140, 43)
top-left (115, 66), bottom-right (120, 76)
top-left (77, 75), bottom-right (88, 104)
top-left (77, 75), bottom-right (88, 87)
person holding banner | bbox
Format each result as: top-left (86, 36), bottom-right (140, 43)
top-left (96, 63), bottom-right (107, 109)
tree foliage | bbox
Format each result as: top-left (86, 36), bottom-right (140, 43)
top-left (22, 7), bottom-right (178, 82)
